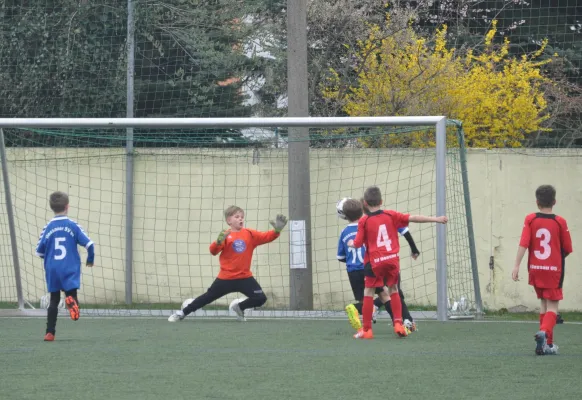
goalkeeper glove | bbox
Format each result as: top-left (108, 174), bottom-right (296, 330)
top-left (216, 229), bottom-right (230, 245)
top-left (270, 214), bottom-right (288, 233)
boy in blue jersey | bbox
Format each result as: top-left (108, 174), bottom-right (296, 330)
top-left (35, 191), bottom-right (95, 341)
top-left (338, 198), bottom-right (419, 332)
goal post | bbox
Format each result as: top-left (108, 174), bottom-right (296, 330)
top-left (0, 116), bottom-right (480, 321)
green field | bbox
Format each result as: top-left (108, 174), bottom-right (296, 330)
top-left (1, 317), bottom-right (581, 400)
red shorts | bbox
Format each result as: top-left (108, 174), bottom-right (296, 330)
top-left (534, 286), bottom-right (563, 301)
top-left (364, 262), bottom-right (400, 288)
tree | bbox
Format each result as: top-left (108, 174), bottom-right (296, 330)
top-left (323, 20), bottom-right (551, 148)
top-left (253, 0), bottom-right (422, 117)
top-left (0, 0), bottom-right (274, 147)
top-left (0, 1), bottom-right (127, 119)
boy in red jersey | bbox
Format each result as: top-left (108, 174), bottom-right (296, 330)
top-left (168, 206), bottom-right (287, 322)
top-left (348, 186), bottom-right (447, 339)
top-left (512, 185), bottom-right (572, 355)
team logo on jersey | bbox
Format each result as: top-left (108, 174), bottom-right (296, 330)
top-left (232, 239), bottom-right (246, 253)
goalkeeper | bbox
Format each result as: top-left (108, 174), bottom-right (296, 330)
top-left (169, 206), bottom-right (287, 322)
top-left (338, 198), bottom-right (418, 332)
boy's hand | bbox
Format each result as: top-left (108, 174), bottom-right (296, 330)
top-left (86, 262), bottom-right (94, 267)
top-left (270, 214), bottom-right (288, 233)
top-left (511, 266), bottom-right (519, 281)
top-left (347, 240), bottom-right (354, 248)
top-left (436, 216), bottom-right (448, 224)
top-left (216, 229), bottom-right (230, 245)
top-left (412, 253), bottom-right (419, 260)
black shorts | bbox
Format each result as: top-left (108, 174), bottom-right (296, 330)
top-left (347, 270), bottom-right (384, 302)
top-left (207, 277), bottom-right (264, 299)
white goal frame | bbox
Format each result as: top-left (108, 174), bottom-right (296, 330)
top-left (0, 116), bottom-right (450, 321)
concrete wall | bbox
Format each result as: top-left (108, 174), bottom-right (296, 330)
top-left (0, 147), bottom-right (580, 311)
top-left (467, 149), bottom-right (582, 311)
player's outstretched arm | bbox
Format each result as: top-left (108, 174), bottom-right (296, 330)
top-left (86, 243), bottom-right (95, 267)
top-left (512, 246), bottom-right (527, 281)
top-left (559, 217), bottom-right (573, 257)
top-left (350, 217), bottom-right (366, 248)
top-left (337, 233), bottom-right (347, 263)
top-left (251, 214), bottom-right (288, 246)
top-left (74, 222), bottom-right (94, 266)
top-left (35, 235), bottom-right (46, 258)
top-left (209, 229), bottom-right (230, 255)
top-left (402, 231), bottom-right (420, 259)
top-left (409, 215), bottom-right (448, 224)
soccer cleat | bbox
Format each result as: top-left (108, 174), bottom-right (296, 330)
top-left (534, 330), bottom-right (547, 355)
top-left (353, 328), bottom-right (374, 339)
top-left (345, 304), bottom-right (362, 331)
top-left (168, 310), bottom-right (185, 322)
top-left (372, 305), bottom-right (379, 324)
top-left (65, 296), bottom-right (79, 321)
top-left (404, 319), bottom-right (417, 333)
top-left (44, 332), bottom-right (55, 341)
top-left (229, 299), bottom-right (246, 321)
top-left (394, 322), bottom-right (408, 338)
top-left (544, 343), bottom-right (559, 355)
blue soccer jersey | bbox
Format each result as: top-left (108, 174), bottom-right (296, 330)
top-left (35, 216), bottom-right (95, 292)
top-left (337, 223), bottom-right (409, 272)
top-left (337, 223), bottom-right (365, 272)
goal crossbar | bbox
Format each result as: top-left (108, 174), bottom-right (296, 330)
top-left (0, 116), bottom-right (446, 128)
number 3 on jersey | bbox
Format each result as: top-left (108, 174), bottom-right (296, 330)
top-left (54, 237), bottom-right (67, 260)
top-left (377, 224), bottom-right (392, 252)
top-left (534, 228), bottom-right (551, 260)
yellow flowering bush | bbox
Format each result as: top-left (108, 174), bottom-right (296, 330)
top-left (323, 20), bottom-right (551, 148)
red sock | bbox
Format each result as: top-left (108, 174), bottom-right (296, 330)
top-left (539, 313), bottom-right (545, 329)
top-left (390, 292), bottom-right (403, 324)
top-left (545, 313), bottom-right (557, 345)
top-left (362, 296), bottom-right (374, 331)
top-left (540, 311), bottom-right (557, 343)
top-left (547, 328), bottom-right (554, 345)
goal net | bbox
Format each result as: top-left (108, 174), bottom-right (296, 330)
top-left (0, 117), bottom-right (481, 320)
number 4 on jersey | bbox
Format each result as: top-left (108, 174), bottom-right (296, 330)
top-left (377, 224), bottom-right (392, 252)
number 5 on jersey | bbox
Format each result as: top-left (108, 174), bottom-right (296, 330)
top-left (54, 237), bottom-right (67, 260)
top-left (377, 224), bottom-right (392, 252)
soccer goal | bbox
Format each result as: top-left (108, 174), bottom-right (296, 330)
top-left (0, 117), bottom-right (482, 321)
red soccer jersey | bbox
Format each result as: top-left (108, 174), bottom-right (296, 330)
top-left (519, 213), bottom-right (573, 289)
top-left (353, 210), bottom-right (410, 267)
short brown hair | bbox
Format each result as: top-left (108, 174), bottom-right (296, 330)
top-left (343, 199), bottom-right (363, 222)
top-left (536, 185), bottom-right (556, 208)
top-left (363, 186), bottom-right (382, 207)
top-left (224, 205), bottom-right (244, 219)
top-left (360, 197), bottom-right (370, 215)
top-left (49, 191), bottom-right (69, 213)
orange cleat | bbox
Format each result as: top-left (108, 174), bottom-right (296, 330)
top-left (65, 296), bottom-right (80, 321)
top-left (353, 328), bottom-right (374, 339)
top-left (44, 332), bottom-right (55, 341)
top-left (394, 322), bottom-right (408, 338)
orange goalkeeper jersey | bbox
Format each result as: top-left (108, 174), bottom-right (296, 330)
top-left (209, 228), bottom-right (280, 280)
